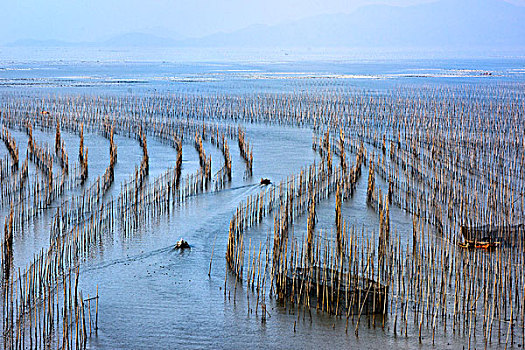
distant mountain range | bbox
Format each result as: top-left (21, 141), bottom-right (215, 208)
top-left (7, 0), bottom-right (525, 49)
top-left (8, 33), bottom-right (181, 48)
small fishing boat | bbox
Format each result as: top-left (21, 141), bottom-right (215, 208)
top-left (460, 224), bottom-right (523, 246)
top-left (260, 178), bottom-right (271, 185)
top-left (175, 238), bottom-right (190, 249)
top-left (458, 239), bottom-right (500, 250)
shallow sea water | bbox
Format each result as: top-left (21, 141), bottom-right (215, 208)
top-left (1, 50), bottom-right (524, 349)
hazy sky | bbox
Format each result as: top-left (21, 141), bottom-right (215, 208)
top-left (1, 0), bottom-right (523, 44)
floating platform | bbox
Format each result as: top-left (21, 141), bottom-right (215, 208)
top-left (283, 266), bottom-right (388, 316)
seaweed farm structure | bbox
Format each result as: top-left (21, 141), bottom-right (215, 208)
top-left (461, 224), bottom-right (524, 247)
top-left (0, 83), bottom-right (524, 349)
top-left (284, 266), bottom-right (388, 316)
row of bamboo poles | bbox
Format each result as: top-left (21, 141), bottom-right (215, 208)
top-left (0, 95), bottom-right (259, 349)
top-left (209, 130), bottom-right (232, 190)
top-left (309, 115), bottom-right (525, 346)
top-left (237, 127), bottom-right (253, 176)
top-left (217, 85), bottom-right (524, 347)
top-left (1, 127), bottom-right (19, 170)
top-left (194, 131), bottom-right (211, 189)
top-left (0, 85), bottom-right (523, 348)
top-left (55, 122), bottom-right (69, 175)
top-left (78, 124), bottom-right (88, 185)
top-left (101, 126), bottom-right (117, 195)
